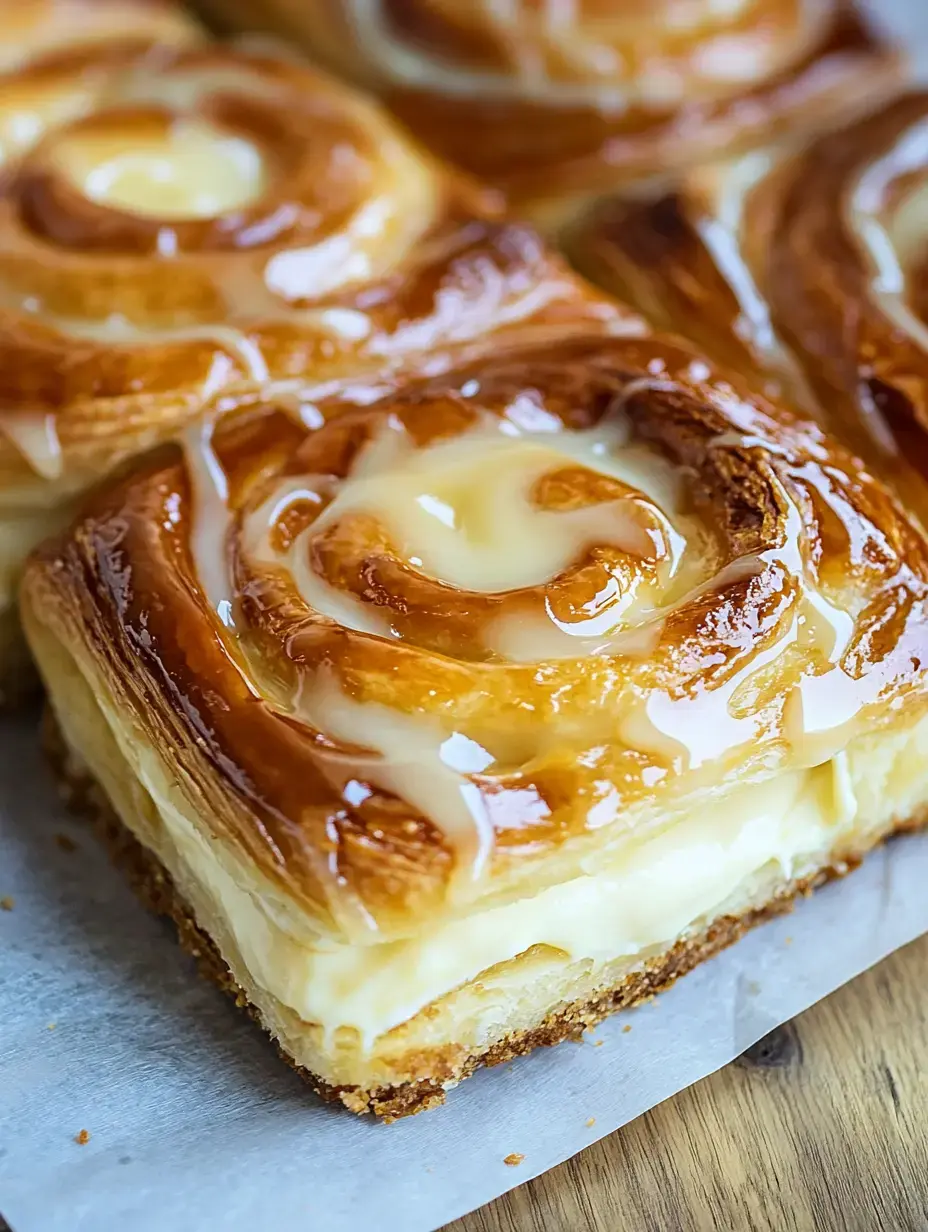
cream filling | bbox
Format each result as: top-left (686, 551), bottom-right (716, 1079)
top-left (54, 119), bottom-right (266, 220)
top-left (150, 755), bottom-right (865, 1050)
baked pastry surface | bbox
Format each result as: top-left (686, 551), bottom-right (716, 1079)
top-left (22, 334), bottom-right (928, 1113)
top-left (195, 0), bottom-right (899, 230)
top-left (568, 92), bottom-right (928, 518)
top-left (0, 1), bottom-right (622, 697)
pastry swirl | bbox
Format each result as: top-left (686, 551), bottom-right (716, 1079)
top-left (24, 334), bottom-right (928, 939)
top-left (199, 0), bottom-right (899, 228)
top-left (23, 330), bottom-right (928, 1108)
top-left (0, 7), bottom-right (624, 698)
top-left (568, 92), bottom-right (928, 514)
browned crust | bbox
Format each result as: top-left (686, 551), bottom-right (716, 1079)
top-left (42, 709), bottom-right (922, 1120)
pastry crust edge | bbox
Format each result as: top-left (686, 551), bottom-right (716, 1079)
top-left (43, 708), bottom-right (923, 1121)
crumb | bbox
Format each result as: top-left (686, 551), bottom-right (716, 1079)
top-left (54, 833), bottom-right (77, 853)
top-left (594, 1040), bottom-right (604, 1047)
top-left (784, 936), bottom-right (793, 946)
top-left (47, 1023), bottom-right (56, 1031)
top-left (585, 1118), bottom-right (596, 1128)
top-left (504, 1153), bottom-right (524, 1167)
top-left (0, 896), bottom-right (14, 911)
top-left (74, 1130), bottom-right (90, 1146)
top-left (622, 1025), bottom-right (632, 1034)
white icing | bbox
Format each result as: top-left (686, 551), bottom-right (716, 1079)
top-left (297, 670), bottom-right (497, 885)
top-left (182, 420), bottom-right (236, 629)
top-left (691, 150), bottom-right (817, 407)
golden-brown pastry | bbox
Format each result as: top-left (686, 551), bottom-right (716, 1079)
top-left (0, 10), bottom-right (625, 701)
top-left (0, 0), bottom-right (199, 66)
top-left (22, 332), bottom-right (928, 1116)
top-left (196, 0), bottom-right (899, 231)
top-left (568, 92), bottom-right (928, 518)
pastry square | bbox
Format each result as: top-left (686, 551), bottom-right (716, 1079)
top-left (194, 0), bottom-right (899, 231)
top-left (21, 334), bottom-right (928, 1116)
top-left (0, 1), bottom-right (623, 700)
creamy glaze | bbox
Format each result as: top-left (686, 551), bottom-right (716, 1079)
top-left (0, 45), bottom-right (445, 478)
top-left (625, 444), bottom-right (861, 773)
top-left (298, 669), bottom-right (497, 886)
top-left (0, 78), bottom-right (102, 166)
top-left (0, 410), bottom-right (63, 480)
top-left (226, 403), bottom-right (871, 889)
top-left (147, 741), bottom-right (874, 1045)
top-left (182, 420), bottom-right (237, 629)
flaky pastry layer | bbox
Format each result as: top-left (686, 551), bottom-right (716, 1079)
top-left (41, 654), bottom-right (928, 1116)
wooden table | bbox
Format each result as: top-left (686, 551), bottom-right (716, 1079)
top-left (449, 935), bottom-right (928, 1231)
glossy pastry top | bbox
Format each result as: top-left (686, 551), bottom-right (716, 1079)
top-left (0, 28), bottom-right (621, 500)
top-left (239, 0), bottom-right (898, 225)
top-left (569, 91), bottom-right (928, 517)
top-left (26, 333), bottom-right (928, 941)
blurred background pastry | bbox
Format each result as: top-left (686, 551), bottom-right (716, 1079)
top-left (194, 1), bottom-right (901, 232)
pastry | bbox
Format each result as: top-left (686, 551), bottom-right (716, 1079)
top-left (567, 92), bottom-right (928, 519)
top-left (0, 0), bottom-right (199, 66)
top-left (22, 333), bottom-right (928, 1116)
top-left (0, 6), bottom-right (624, 702)
top-left (195, 0), bottom-right (899, 231)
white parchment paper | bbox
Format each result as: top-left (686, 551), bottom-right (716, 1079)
top-left (3, 5), bottom-right (928, 1229)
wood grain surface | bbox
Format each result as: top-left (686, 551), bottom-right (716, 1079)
top-left (447, 935), bottom-right (928, 1232)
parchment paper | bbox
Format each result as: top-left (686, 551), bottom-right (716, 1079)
top-left (3, 4), bottom-right (928, 1229)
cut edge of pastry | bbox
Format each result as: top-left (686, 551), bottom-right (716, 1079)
top-left (41, 703), bottom-right (926, 1120)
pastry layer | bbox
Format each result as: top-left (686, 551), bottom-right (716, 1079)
top-left (32, 593), bottom-right (928, 1098)
top-left (567, 92), bottom-right (928, 522)
top-left (46, 690), bottom-right (926, 1117)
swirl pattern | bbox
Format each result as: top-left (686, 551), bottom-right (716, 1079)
top-left (569, 91), bottom-right (928, 516)
top-left (0, 36), bottom-right (622, 490)
top-left (25, 334), bottom-right (928, 938)
top-left (202, 0), bottom-right (899, 228)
